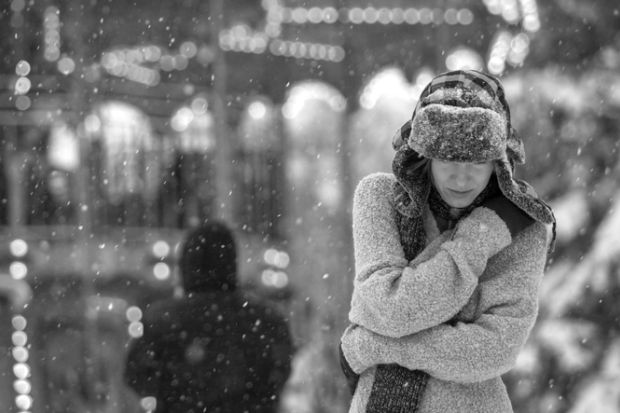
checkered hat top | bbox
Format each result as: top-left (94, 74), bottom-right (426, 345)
top-left (392, 69), bottom-right (525, 164)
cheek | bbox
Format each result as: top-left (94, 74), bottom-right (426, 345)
top-left (474, 170), bottom-right (493, 188)
top-left (430, 166), bottom-right (449, 186)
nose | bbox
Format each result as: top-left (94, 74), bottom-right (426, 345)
top-left (451, 165), bottom-right (471, 189)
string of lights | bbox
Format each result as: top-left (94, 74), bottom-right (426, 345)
top-left (272, 6), bottom-right (475, 26)
top-left (11, 315), bottom-right (32, 413)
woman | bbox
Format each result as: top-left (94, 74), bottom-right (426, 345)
top-left (339, 70), bottom-right (556, 413)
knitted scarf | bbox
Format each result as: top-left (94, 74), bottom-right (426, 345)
top-left (365, 177), bottom-right (499, 413)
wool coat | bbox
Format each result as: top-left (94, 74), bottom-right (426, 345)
top-left (340, 172), bottom-right (552, 413)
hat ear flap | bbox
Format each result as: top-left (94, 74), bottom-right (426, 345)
top-left (507, 126), bottom-right (526, 164)
top-left (392, 145), bottom-right (426, 182)
top-left (392, 121), bottom-right (411, 150)
top-left (392, 145), bottom-right (430, 217)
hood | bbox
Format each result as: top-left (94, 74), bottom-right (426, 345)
top-left (179, 221), bottom-right (238, 293)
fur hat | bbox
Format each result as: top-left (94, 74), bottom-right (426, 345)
top-left (179, 220), bottom-right (237, 293)
top-left (392, 70), bottom-right (555, 238)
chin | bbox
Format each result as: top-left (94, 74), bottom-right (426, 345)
top-left (448, 202), bottom-right (471, 209)
top-left (446, 197), bottom-right (475, 208)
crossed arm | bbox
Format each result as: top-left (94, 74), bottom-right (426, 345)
top-left (342, 173), bottom-right (549, 382)
top-left (348, 173), bottom-right (512, 338)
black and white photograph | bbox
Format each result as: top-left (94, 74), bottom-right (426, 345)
top-left (0, 1), bottom-right (618, 412)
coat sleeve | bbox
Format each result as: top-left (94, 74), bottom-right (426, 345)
top-left (341, 221), bottom-right (549, 383)
top-left (349, 174), bottom-right (512, 338)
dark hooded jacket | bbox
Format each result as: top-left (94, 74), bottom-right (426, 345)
top-left (124, 221), bottom-right (293, 413)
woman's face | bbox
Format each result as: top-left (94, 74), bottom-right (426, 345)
top-left (430, 159), bottom-right (494, 208)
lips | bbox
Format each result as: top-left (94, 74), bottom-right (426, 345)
top-left (448, 189), bottom-right (473, 196)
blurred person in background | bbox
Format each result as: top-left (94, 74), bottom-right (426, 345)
top-left (124, 220), bottom-right (293, 412)
top-left (339, 70), bottom-right (556, 412)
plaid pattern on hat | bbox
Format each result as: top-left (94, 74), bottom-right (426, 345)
top-left (420, 70), bottom-right (505, 101)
